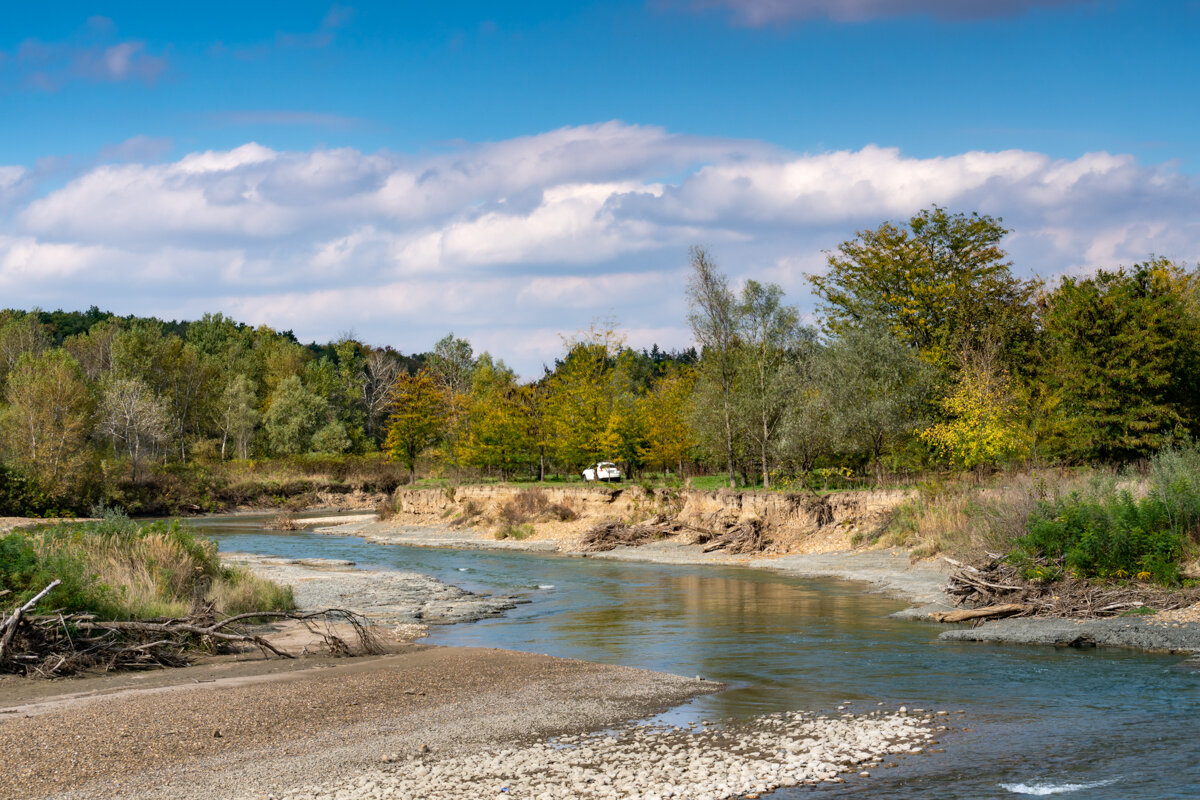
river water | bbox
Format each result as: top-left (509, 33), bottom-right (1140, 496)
top-left (199, 516), bottom-right (1200, 799)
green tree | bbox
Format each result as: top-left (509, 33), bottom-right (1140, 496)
top-left (384, 369), bottom-right (449, 483)
top-left (687, 246), bottom-right (741, 487)
top-left (263, 375), bottom-right (329, 455)
top-left (811, 206), bottom-right (1038, 370)
top-left (457, 355), bottom-right (534, 479)
top-left (63, 318), bottom-right (121, 381)
top-left (0, 311), bottom-right (50, 392)
top-left (312, 420), bottom-right (352, 454)
top-left (826, 324), bottom-right (933, 484)
top-left (919, 344), bottom-right (1032, 470)
top-left (776, 337), bottom-right (836, 475)
top-left (1037, 259), bottom-right (1200, 460)
top-left (637, 365), bottom-right (697, 475)
top-left (0, 351), bottom-right (93, 496)
top-left (543, 326), bottom-right (626, 472)
top-left (736, 280), bottom-right (801, 488)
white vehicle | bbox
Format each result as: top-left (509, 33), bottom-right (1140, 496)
top-left (582, 461), bottom-right (622, 482)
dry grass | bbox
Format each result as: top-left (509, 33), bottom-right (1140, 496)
top-left (374, 500), bottom-right (396, 522)
top-left (6, 516), bottom-right (294, 621)
top-left (206, 567), bottom-right (296, 616)
top-left (875, 468), bottom-right (1119, 560)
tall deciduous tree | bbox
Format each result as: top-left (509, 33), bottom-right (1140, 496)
top-left (736, 280), bottom-right (800, 488)
top-left (0, 311), bottom-right (50, 392)
top-left (543, 325), bottom-right (625, 472)
top-left (263, 375), bottom-right (329, 455)
top-left (687, 246), bottom-right (741, 487)
top-left (920, 343), bottom-right (1032, 470)
top-left (384, 369), bottom-right (448, 483)
top-left (811, 206), bottom-right (1037, 370)
top-left (457, 355), bottom-right (533, 479)
top-left (637, 365), bottom-right (697, 475)
top-left (214, 374), bottom-right (259, 459)
top-left (826, 324), bottom-right (932, 484)
top-left (361, 349), bottom-right (402, 444)
top-left (98, 377), bottom-right (170, 482)
top-left (0, 351), bottom-right (93, 495)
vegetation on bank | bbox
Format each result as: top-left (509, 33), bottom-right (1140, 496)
top-left (878, 444), bottom-right (1200, 585)
top-left (0, 511), bottom-right (294, 619)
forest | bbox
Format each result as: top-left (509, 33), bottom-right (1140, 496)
top-left (2, 206), bottom-right (1198, 516)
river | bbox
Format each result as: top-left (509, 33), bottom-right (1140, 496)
top-left (198, 516), bottom-right (1200, 799)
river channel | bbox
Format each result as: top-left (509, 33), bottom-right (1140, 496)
top-left (197, 516), bottom-right (1200, 799)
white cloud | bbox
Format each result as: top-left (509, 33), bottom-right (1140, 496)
top-left (3, 123), bottom-right (1198, 375)
top-left (675, 0), bottom-right (1096, 25)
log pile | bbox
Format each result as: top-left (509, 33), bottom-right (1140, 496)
top-left (580, 516), bottom-right (681, 552)
top-left (0, 584), bottom-right (383, 678)
top-left (941, 556), bottom-right (1200, 622)
top-left (579, 515), bottom-right (773, 555)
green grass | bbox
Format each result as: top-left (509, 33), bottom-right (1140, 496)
top-left (494, 523), bottom-right (535, 540)
top-left (0, 512), bottom-right (294, 619)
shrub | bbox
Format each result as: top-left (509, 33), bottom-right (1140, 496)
top-left (497, 489), bottom-right (548, 524)
top-left (375, 500), bottom-right (396, 521)
top-left (1014, 490), bottom-right (1184, 584)
top-left (495, 523), bottom-right (534, 540)
top-left (544, 502), bottom-right (577, 522)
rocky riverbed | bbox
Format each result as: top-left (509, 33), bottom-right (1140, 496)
top-left (260, 705), bottom-right (944, 800)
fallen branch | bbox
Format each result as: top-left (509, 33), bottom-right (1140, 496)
top-left (0, 580), bottom-right (61, 661)
top-left (0, 604), bottom-right (383, 678)
top-left (930, 604), bottom-right (1029, 623)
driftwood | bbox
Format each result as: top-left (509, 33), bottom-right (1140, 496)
top-left (929, 604), bottom-right (1029, 623)
top-left (580, 516), bottom-right (681, 552)
top-left (0, 585), bottom-right (384, 678)
top-left (580, 515), bottom-right (774, 555)
top-left (940, 556), bottom-right (1200, 622)
top-left (697, 519), bottom-right (770, 554)
top-left (0, 580), bottom-right (61, 661)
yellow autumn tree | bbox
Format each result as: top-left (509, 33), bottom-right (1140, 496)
top-left (543, 324), bottom-right (626, 472)
top-left (456, 354), bottom-right (534, 480)
top-left (637, 365), bottom-right (697, 475)
top-left (919, 348), bottom-right (1031, 470)
top-left (383, 369), bottom-right (448, 484)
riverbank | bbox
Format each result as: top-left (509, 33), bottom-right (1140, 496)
top-left (0, 646), bottom-right (718, 800)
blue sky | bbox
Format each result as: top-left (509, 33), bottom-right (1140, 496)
top-left (2, 1), bottom-right (1198, 373)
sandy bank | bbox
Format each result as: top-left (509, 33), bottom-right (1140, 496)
top-left (0, 646), bottom-right (716, 800)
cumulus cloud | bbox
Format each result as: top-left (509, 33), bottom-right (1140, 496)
top-left (3, 123), bottom-right (1198, 375)
top-left (671, 0), bottom-right (1096, 25)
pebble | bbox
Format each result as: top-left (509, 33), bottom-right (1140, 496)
top-left (259, 707), bottom-right (939, 800)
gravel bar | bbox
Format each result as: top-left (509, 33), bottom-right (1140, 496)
top-left (0, 646), bottom-right (715, 800)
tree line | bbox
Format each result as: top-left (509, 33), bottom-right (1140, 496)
top-left (2, 205), bottom-right (1198, 508)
